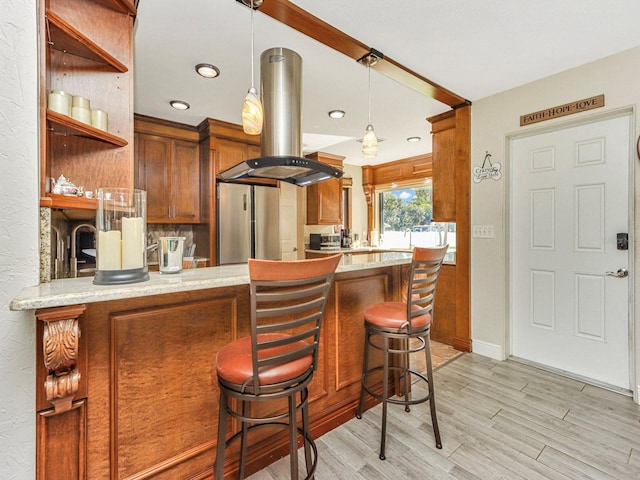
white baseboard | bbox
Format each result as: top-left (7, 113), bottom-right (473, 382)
top-left (471, 339), bottom-right (505, 360)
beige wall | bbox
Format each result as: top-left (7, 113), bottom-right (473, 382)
top-left (471, 47), bottom-right (640, 400)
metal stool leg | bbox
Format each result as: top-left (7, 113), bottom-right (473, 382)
top-left (301, 387), bottom-right (314, 480)
top-left (288, 393), bottom-right (299, 480)
top-left (214, 389), bottom-right (228, 480)
top-left (424, 335), bottom-right (442, 449)
top-left (379, 334), bottom-right (389, 460)
top-left (403, 341), bottom-right (411, 413)
top-left (238, 400), bottom-right (249, 479)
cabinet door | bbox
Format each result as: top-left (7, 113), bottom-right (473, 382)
top-left (136, 134), bottom-right (171, 223)
top-left (307, 178), bottom-right (342, 225)
top-left (431, 125), bottom-right (456, 222)
top-left (216, 138), bottom-right (249, 174)
top-left (171, 140), bottom-right (200, 222)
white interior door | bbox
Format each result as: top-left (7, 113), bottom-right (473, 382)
top-left (511, 113), bottom-right (632, 390)
top-left (279, 182), bottom-right (298, 261)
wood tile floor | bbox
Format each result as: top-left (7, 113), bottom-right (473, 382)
top-left (249, 350), bottom-right (640, 480)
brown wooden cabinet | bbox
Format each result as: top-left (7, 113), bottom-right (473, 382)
top-left (428, 105), bottom-right (472, 353)
top-left (134, 116), bottom-right (201, 224)
top-left (215, 138), bottom-right (258, 174)
top-left (40, 0), bottom-right (135, 212)
top-left (428, 111), bottom-right (457, 222)
top-left (305, 152), bottom-right (344, 225)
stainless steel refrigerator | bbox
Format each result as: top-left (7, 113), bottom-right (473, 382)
top-left (217, 183), bottom-right (281, 265)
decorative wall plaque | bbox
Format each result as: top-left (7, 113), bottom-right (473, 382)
top-left (520, 94), bottom-right (605, 126)
top-left (473, 152), bottom-right (502, 183)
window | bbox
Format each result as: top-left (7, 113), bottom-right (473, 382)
top-left (378, 186), bottom-right (455, 254)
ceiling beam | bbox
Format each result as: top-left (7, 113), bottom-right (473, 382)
top-left (256, 0), bottom-right (470, 108)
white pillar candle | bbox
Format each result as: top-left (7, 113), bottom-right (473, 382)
top-left (71, 106), bottom-right (91, 124)
top-left (98, 230), bottom-right (122, 270)
top-left (47, 91), bottom-right (71, 115)
top-left (91, 109), bottom-right (108, 131)
top-left (121, 217), bottom-right (144, 269)
top-left (72, 95), bottom-right (90, 109)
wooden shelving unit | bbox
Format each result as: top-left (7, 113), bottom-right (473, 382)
top-left (40, 0), bottom-right (134, 213)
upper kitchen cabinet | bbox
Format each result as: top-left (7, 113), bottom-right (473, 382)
top-left (197, 119), bottom-right (261, 177)
top-left (39, 0), bottom-right (136, 211)
top-left (305, 152), bottom-right (344, 225)
top-left (428, 110), bottom-right (458, 222)
top-left (135, 115), bottom-right (201, 224)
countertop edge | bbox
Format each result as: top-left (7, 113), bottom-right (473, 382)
top-left (10, 253), bottom-right (414, 311)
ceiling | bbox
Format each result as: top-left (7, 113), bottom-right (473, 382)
top-left (133, 0), bottom-right (640, 166)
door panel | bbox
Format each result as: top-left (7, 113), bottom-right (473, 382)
top-left (279, 182), bottom-right (298, 261)
top-left (218, 183), bottom-right (251, 264)
top-left (511, 114), bottom-right (631, 389)
top-left (254, 186), bottom-right (280, 260)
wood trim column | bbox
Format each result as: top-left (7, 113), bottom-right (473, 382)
top-left (453, 105), bottom-right (471, 352)
top-left (36, 304), bottom-right (88, 480)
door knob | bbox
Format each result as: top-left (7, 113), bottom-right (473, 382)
top-left (605, 268), bottom-right (628, 278)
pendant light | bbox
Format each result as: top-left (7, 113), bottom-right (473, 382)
top-left (359, 50), bottom-right (382, 158)
top-left (242, 0), bottom-right (263, 135)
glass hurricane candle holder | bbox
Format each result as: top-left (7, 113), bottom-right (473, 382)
top-left (94, 188), bottom-right (149, 285)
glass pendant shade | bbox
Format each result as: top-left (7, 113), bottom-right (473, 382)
top-left (242, 86), bottom-right (263, 135)
top-left (362, 123), bottom-right (378, 158)
top-left (241, 0), bottom-right (263, 136)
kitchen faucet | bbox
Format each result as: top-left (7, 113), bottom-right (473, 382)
top-left (404, 228), bottom-right (413, 248)
top-left (70, 223), bottom-right (97, 277)
top-left (51, 225), bottom-right (66, 279)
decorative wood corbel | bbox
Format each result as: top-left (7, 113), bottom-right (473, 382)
top-left (36, 305), bottom-right (86, 414)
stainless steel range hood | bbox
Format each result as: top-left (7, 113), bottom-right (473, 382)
top-left (219, 47), bottom-right (343, 187)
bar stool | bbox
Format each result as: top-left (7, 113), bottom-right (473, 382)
top-left (214, 254), bottom-right (342, 480)
top-left (356, 245), bottom-right (448, 460)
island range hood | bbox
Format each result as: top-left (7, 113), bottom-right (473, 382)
top-left (219, 47), bottom-right (343, 187)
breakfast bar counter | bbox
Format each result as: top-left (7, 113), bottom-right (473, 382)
top-left (12, 252), bottom-right (466, 480)
top-left (10, 252), bottom-right (413, 311)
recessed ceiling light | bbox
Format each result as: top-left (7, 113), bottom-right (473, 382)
top-left (407, 136), bottom-right (421, 143)
top-left (328, 110), bottom-right (345, 119)
top-left (170, 100), bottom-right (190, 110)
top-left (195, 63), bottom-right (220, 78)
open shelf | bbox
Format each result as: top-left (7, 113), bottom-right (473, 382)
top-left (42, 194), bottom-right (98, 211)
top-left (47, 109), bottom-right (128, 147)
top-left (45, 9), bottom-right (128, 72)
top-left (93, 0), bottom-right (137, 15)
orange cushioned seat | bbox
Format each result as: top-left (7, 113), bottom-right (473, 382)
top-left (216, 333), bottom-right (313, 387)
top-left (363, 302), bottom-right (431, 329)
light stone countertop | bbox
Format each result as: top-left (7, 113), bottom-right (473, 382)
top-left (10, 252), bottom-right (413, 311)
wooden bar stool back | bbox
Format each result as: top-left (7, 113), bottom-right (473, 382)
top-left (356, 245), bottom-right (448, 460)
top-left (214, 254), bottom-right (342, 480)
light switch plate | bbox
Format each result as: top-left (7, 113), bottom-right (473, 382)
top-left (472, 225), bottom-right (495, 238)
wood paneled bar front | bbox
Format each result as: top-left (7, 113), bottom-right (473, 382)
top-left (12, 254), bottom-right (418, 480)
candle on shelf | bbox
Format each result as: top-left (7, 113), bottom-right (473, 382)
top-left (47, 91), bottom-right (71, 115)
top-left (72, 95), bottom-right (90, 109)
top-left (97, 230), bottom-right (122, 270)
top-left (91, 109), bottom-right (108, 131)
top-left (71, 106), bottom-right (92, 124)
top-left (121, 217), bottom-right (144, 269)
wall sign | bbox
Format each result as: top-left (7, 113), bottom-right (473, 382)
top-left (520, 94), bottom-right (605, 126)
top-left (473, 151), bottom-right (502, 183)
